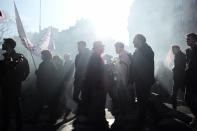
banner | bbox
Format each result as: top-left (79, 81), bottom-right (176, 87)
top-left (14, 2), bottom-right (33, 49)
top-left (31, 29), bottom-right (52, 56)
top-left (15, 3), bottom-right (55, 56)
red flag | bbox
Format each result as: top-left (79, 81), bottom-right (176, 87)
top-left (0, 9), bottom-right (3, 20)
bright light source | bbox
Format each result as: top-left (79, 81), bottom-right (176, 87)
top-left (61, 0), bottom-right (134, 44)
top-left (88, 0), bottom-right (134, 44)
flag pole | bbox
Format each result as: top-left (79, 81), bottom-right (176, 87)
top-left (29, 48), bottom-right (37, 70)
top-left (39, 0), bottom-right (41, 32)
top-left (14, 2), bottom-right (37, 70)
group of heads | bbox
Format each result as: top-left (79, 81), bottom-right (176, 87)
top-left (77, 34), bottom-right (147, 55)
top-left (77, 40), bottom-right (104, 55)
top-left (41, 50), bottom-right (72, 62)
top-left (171, 33), bottom-right (197, 55)
top-left (2, 33), bottom-right (197, 59)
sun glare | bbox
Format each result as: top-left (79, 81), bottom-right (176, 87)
top-left (89, 0), bottom-right (134, 44)
top-left (65, 0), bottom-right (134, 44)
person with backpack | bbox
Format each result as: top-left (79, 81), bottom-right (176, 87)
top-left (0, 38), bottom-right (30, 131)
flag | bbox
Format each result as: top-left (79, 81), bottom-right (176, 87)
top-left (31, 28), bottom-right (53, 56)
top-left (14, 2), bottom-right (33, 49)
top-left (15, 2), bottom-right (55, 56)
top-left (14, 3), bottom-right (37, 69)
top-left (48, 28), bottom-right (55, 51)
top-left (48, 39), bottom-right (55, 51)
top-left (0, 9), bottom-right (3, 20)
top-left (36, 29), bottom-right (51, 50)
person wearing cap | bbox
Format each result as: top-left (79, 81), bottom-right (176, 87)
top-left (185, 33), bottom-right (197, 127)
top-left (0, 38), bottom-right (29, 131)
top-left (132, 34), bottom-right (154, 128)
top-left (171, 45), bottom-right (186, 110)
top-left (73, 41), bottom-right (109, 131)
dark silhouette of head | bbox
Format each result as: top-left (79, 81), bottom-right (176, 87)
top-left (41, 50), bottom-right (52, 61)
top-left (2, 38), bottom-right (16, 51)
top-left (133, 34), bottom-right (146, 49)
top-left (53, 55), bottom-right (63, 66)
top-left (77, 41), bottom-right (86, 53)
top-left (186, 33), bottom-right (197, 48)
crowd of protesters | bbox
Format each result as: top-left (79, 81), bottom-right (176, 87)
top-left (0, 33), bottom-right (197, 131)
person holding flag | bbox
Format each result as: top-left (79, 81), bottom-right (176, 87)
top-left (14, 2), bottom-right (55, 70)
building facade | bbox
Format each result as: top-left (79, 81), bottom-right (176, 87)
top-left (128, 0), bottom-right (197, 57)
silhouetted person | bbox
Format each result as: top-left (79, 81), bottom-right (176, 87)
top-left (0, 38), bottom-right (29, 131)
top-left (109, 42), bottom-right (136, 131)
top-left (72, 41), bottom-right (109, 131)
top-left (63, 53), bottom-right (75, 104)
top-left (53, 55), bottom-right (64, 79)
top-left (73, 41), bottom-right (91, 103)
top-left (64, 53), bottom-right (75, 83)
top-left (171, 45), bottom-right (186, 110)
top-left (103, 54), bottom-right (113, 110)
top-left (32, 50), bottom-right (59, 124)
top-left (59, 53), bottom-right (75, 119)
top-left (185, 33), bottom-right (197, 128)
top-left (154, 61), bottom-right (173, 101)
top-left (132, 34), bottom-right (155, 128)
top-left (52, 55), bottom-right (68, 118)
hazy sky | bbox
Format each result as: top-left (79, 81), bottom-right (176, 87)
top-left (0, 0), bottom-right (134, 44)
